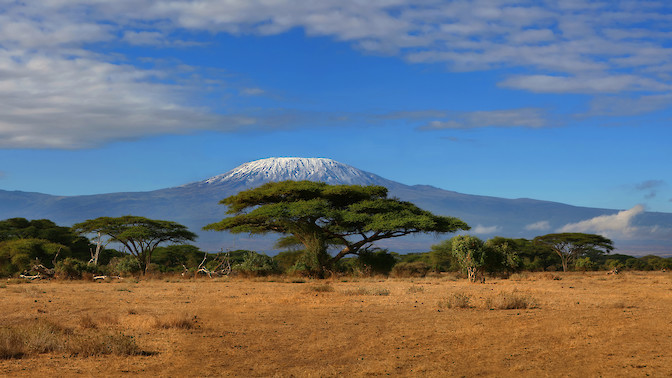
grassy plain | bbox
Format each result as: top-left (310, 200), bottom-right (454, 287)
top-left (1, 271), bottom-right (671, 377)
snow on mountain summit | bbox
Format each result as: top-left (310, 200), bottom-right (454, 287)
top-left (201, 157), bottom-right (388, 187)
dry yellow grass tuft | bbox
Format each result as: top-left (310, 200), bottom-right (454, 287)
top-left (153, 314), bottom-right (197, 330)
top-left (0, 319), bottom-right (141, 359)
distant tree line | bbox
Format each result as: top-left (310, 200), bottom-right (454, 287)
top-left (1, 216), bottom-right (670, 280)
top-left (1, 182), bottom-right (670, 279)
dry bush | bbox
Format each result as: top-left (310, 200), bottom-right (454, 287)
top-left (343, 287), bottom-right (390, 296)
top-left (153, 314), bottom-right (197, 330)
top-left (309, 284), bottom-right (335, 293)
top-left (0, 319), bottom-right (141, 359)
top-left (510, 272), bottom-right (561, 281)
top-left (0, 327), bottom-right (27, 359)
top-left (540, 272), bottom-right (562, 281)
top-left (390, 261), bottom-right (430, 278)
top-left (485, 291), bottom-right (537, 310)
top-left (79, 314), bottom-right (97, 329)
top-left (509, 272), bottom-right (530, 281)
top-left (66, 333), bottom-right (141, 356)
top-left (442, 292), bottom-right (472, 309)
top-left (407, 286), bottom-right (425, 294)
top-left (78, 313), bottom-right (119, 329)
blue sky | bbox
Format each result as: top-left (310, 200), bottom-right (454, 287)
top-left (1, 0), bottom-right (671, 215)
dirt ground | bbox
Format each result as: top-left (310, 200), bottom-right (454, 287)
top-left (1, 271), bottom-right (671, 377)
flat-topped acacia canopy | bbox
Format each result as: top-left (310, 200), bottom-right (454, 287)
top-left (204, 181), bottom-right (470, 272)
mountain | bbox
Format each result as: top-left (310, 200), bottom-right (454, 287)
top-left (1, 157), bottom-right (671, 255)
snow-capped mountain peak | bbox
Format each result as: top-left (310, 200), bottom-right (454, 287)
top-left (200, 157), bottom-right (387, 187)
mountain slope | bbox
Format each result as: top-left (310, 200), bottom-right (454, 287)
top-left (1, 157), bottom-right (670, 254)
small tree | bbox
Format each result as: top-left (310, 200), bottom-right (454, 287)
top-left (447, 235), bottom-right (519, 282)
top-left (450, 235), bottom-right (487, 283)
top-left (533, 233), bottom-right (613, 272)
top-left (72, 216), bottom-right (197, 275)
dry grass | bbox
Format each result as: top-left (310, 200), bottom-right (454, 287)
top-left (484, 290), bottom-right (537, 310)
top-left (442, 292), bottom-right (472, 309)
top-left (308, 283), bottom-right (335, 293)
top-left (1, 272), bottom-right (671, 376)
top-left (152, 314), bottom-right (197, 330)
top-left (0, 319), bottom-right (141, 359)
top-left (343, 286), bottom-right (391, 296)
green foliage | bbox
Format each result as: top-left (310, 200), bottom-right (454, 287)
top-left (152, 244), bottom-right (204, 272)
top-left (574, 257), bottom-right (597, 271)
top-left (534, 233), bottom-right (614, 272)
top-left (205, 181), bottom-right (469, 274)
top-left (358, 249), bottom-right (398, 275)
top-left (108, 255), bottom-right (142, 276)
top-left (483, 237), bottom-right (521, 273)
top-left (0, 238), bottom-right (69, 277)
top-left (273, 250), bottom-right (304, 273)
top-left (447, 236), bottom-right (524, 282)
top-left (390, 261), bottom-right (430, 278)
top-left (97, 248), bottom-right (127, 266)
top-left (233, 252), bottom-right (279, 276)
top-left (429, 239), bottom-right (458, 271)
top-left (0, 218), bottom-right (90, 261)
top-left (450, 235), bottom-right (487, 283)
top-left (638, 255), bottom-right (672, 270)
top-left (73, 216), bottom-right (197, 274)
top-left (54, 258), bottom-right (98, 279)
top-left (332, 249), bottom-right (399, 276)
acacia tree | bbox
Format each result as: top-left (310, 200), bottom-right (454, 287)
top-left (204, 181), bottom-right (469, 275)
top-left (533, 233), bottom-right (614, 272)
top-left (72, 216), bottom-right (197, 274)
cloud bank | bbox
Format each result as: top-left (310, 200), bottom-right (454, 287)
top-left (2, 1), bottom-right (672, 148)
top-left (558, 205), bottom-right (645, 239)
top-left (525, 221), bottom-right (551, 231)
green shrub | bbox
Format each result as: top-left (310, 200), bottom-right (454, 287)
top-left (108, 255), bottom-right (142, 276)
top-left (390, 261), bottom-right (430, 278)
top-left (55, 258), bottom-right (98, 279)
top-left (233, 252), bottom-right (279, 277)
top-left (358, 249), bottom-right (398, 275)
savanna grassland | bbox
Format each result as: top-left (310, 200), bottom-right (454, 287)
top-left (1, 272), bottom-right (671, 377)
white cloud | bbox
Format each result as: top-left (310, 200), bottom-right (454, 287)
top-left (0, 50), bottom-right (259, 148)
top-left (122, 31), bottom-right (164, 46)
top-left (525, 221), bottom-right (551, 231)
top-left (472, 224), bottom-right (501, 234)
top-left (586, 94), bottom-right (672, 117)
top-left (240, 87), bottom-right (266, 96)
top-left (558, 205), bottom-right (645, 239)
top-left (499, 75), bottom-right (670, 94)
top-left (419, 108), bottom-right (549, 130)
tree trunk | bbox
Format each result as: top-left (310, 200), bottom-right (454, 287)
top-left (560, 256), bottom-right (569, 272)
top-left (467, 267), bottom-right (477, 283)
